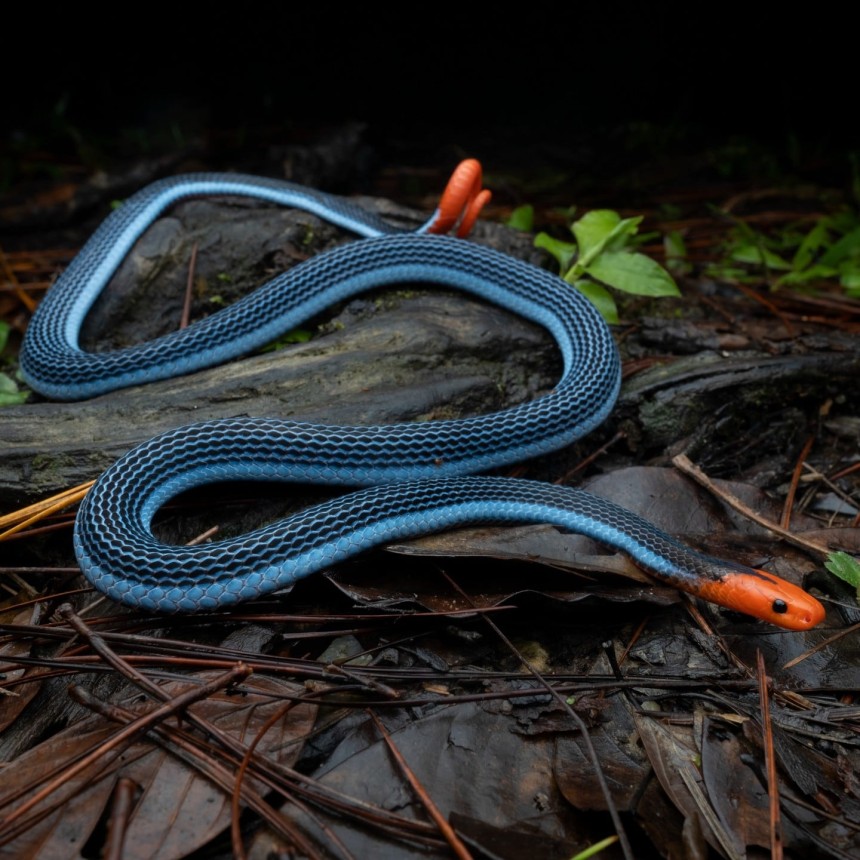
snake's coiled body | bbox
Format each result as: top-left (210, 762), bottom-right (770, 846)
top-left (20, 165), bottom-right (825, 629)
top-left (21, 173), bottom-right (454, 399)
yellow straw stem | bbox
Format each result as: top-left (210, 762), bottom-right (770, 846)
top-left (0, 481), bottom-right (94, 541)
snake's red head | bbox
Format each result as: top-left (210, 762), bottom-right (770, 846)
top-left (697, 568), bottom-right (825, 631)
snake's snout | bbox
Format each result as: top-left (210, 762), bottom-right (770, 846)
top-left (790, 597), bottom-right (827, 631)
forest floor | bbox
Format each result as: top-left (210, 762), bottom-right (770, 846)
top-left (0, 119), bottom-right (858, 860)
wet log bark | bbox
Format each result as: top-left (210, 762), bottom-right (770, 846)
top-left (1, 197), bottom-right (552, 504)
top-left (3, 192), bottom-right (858, 509)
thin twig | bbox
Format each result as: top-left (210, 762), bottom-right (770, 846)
top-left (187, 524), bottom-right (220, 545)
top-left (230, 701), bottom-right (294, 860)
top-left (781, 435), bottom-right (815, 529)
top-left (73, 687), bottom-right (328, 859)
top-left (102, 778), bottom-right (138, 860)
top-left (56, 608), bottom-right (359, 857)
top-left (367, 711), bottom-right (473, 860)
top-left (730, 281), bottom-right (795, 336)
top-left (783, 619), bottom-right (860, 670)
top-left (180, 242), bottom-right (198, 329)
top-left (0, 244), bottom-right (37, 312)
top-left (800, 462), bottom-right (859, 517)
top-left (672, 454), bottom-right (830, 559)
top-left (229, 700), bottom-right (355, 860)
top-left (59, 605), bottom-right (165, 692)
top-left (0, 664), bottom-right (250, 830)
top-left (439, 572), bottom-right (636, 860)
top-left (556, 430), bottom-right (626, 484)
top-left (756, 650), bottom-right (783, 860)
top-left (0, 481), bottom-right (93, 541)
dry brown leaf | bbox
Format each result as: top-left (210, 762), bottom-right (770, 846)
top-left (0, 673), bottom-right (316, 860)
top-left (0, 607), bottom-right (52, 734)
top-left (634, 711), bottom-right (745, 860)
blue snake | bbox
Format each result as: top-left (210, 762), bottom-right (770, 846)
top-left (19, 164), bottom-right (824, 629)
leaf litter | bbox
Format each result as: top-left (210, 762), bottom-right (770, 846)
top-left (2, 163), bottom-right (859, 858)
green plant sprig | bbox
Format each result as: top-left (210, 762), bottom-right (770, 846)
top-left (824, 551), bottom-right (860, 598)
top-left (509, 206), bottom-right (679, 322)
top-left (0, 321), bottom-right (28, 406)
top-left (712, 210), bottom-right (860, 294)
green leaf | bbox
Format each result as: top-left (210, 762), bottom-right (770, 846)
top-left (830, 209), bottom-right (860, 235)
top-left (791, 218), bottom-right (832, 271)
top-left (506, 204), bottom-right (534, 232)
top-left (570, 834), bottom-right (620, 860)
top-left (664, 230), bottom-right (690, 274)
top-left (819, 225), bottom-right (860, 267)
top-left (704, 262), bottom-right (752, 281)
top-left (572, 209), bottom-right (622, 254)
top-left (604, 216), bottom-right (644, 252)
top-left (839, 261), bottom-right (860, 289)
top-left (260, 328), bottom-right (313, 352)
top-left (0, 392), bottom-right (28, 406)
top-left (0, 372), bottom-right (28, 406)
top-left (0, 321), bottom-right (9, 354)
top-left (536, 207), bottom-right (685, 316)
top-left (664, 231), bottom-right (687, 259)
top-left (573, 209), bottom-right (641, 252)
top-left (571, 279), bottom-right (619, 323)
top-left (730, 243), bottom-right (792, 270)
top-left (535, 232), bottom-right (577, 273)
top-left (824, 551), bottom-right (860, 597)
top-left (777, 263), bottom-right (839, 286)
top-left (571, 210), bottom-right (642, 270)
top-left (585, 250), bottom-right (680, 297)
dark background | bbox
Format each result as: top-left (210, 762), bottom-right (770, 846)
top-left (3, 7), bottom-right (854, 189)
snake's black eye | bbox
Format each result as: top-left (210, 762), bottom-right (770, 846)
top-left (772, 599), bottom-right (788, 614)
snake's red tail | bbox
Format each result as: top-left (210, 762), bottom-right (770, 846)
top-left (427, 159), bottom-right (492, 238)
